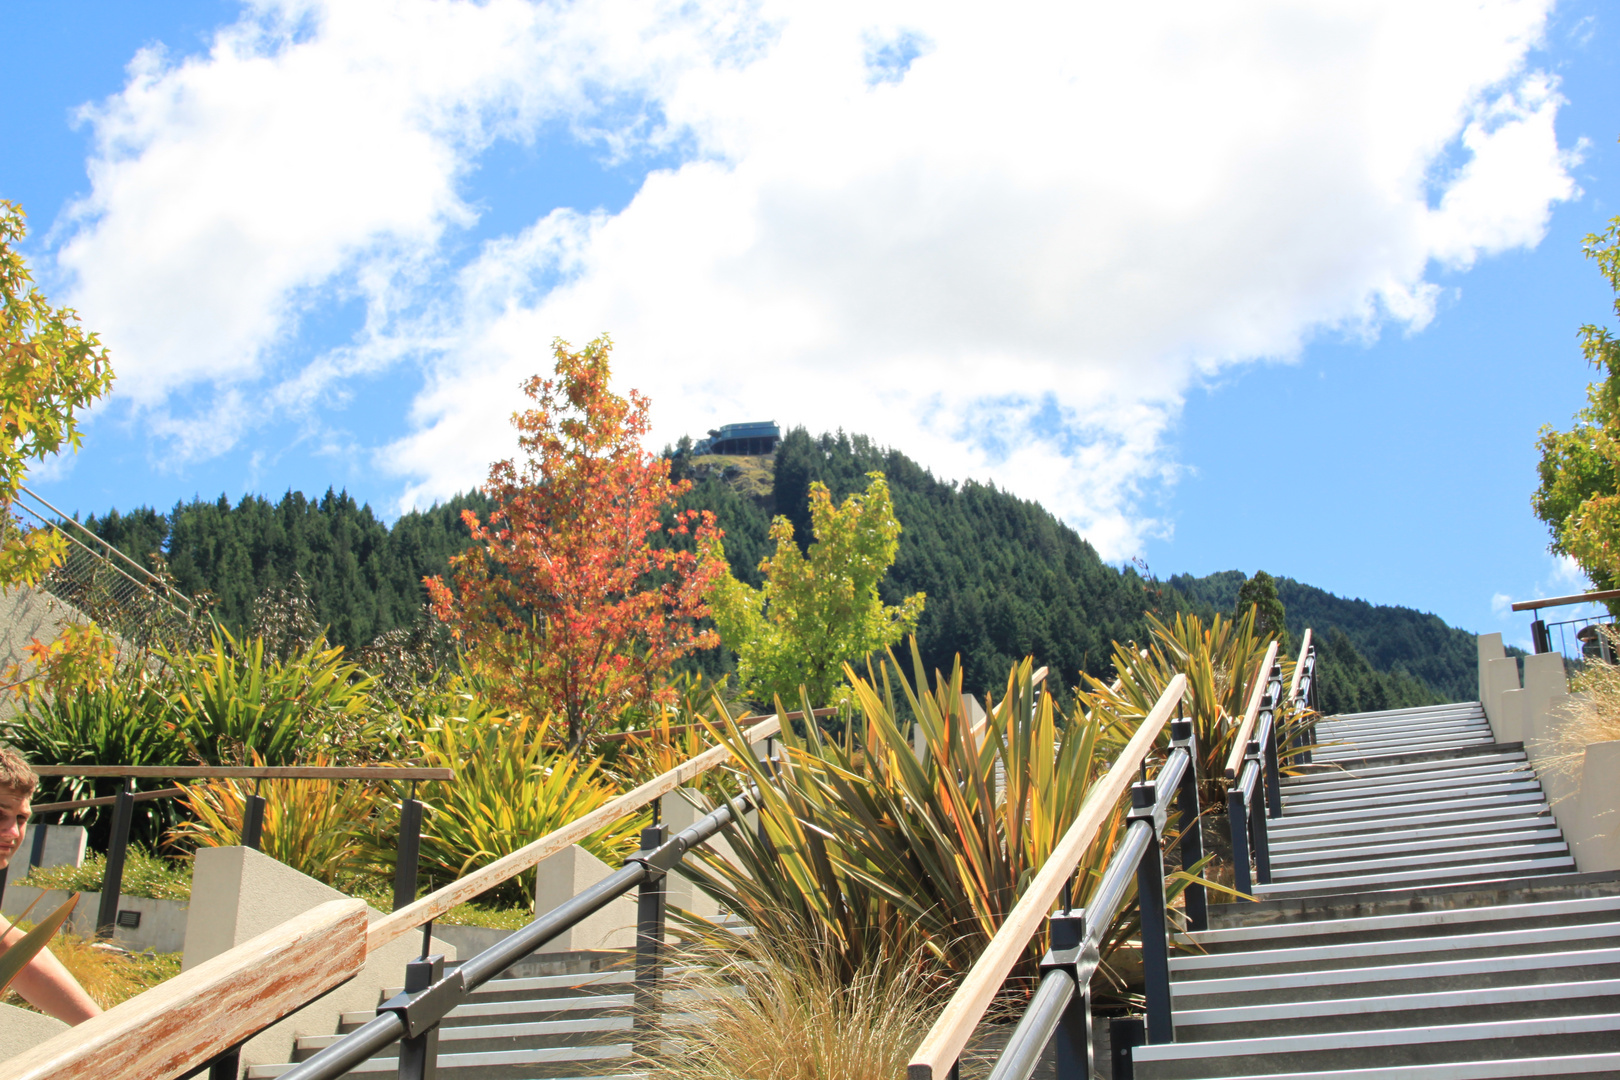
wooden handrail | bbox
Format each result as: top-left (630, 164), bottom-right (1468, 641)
top-left (969, 666), bottom-right (1047, 744)
top-left (366, 713), bottom-right (783, 952)
top-left (1223, 640), bottom-right (1280, 780)
top-left (1287, 628), bottom-right (1313, 702)
top-left (31, 766), bottom-right (453, 781)
top-left (906, 674), bottom-right (1187, 1080)
top-left (0, 899), bottom-right (368, 1080)
top-left (31, 787), bottom-right (187, 813)
top-left (1510, 589), bottom-right (1620, 613)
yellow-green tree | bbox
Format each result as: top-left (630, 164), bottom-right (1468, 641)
top-left (706, 472), bottom-right (924, 708)
top-left (1534, 211), bottom-right (1620, 596)
top-left (0, 202), bottom-right (114, 586)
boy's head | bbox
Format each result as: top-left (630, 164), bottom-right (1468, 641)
top-left (0, 746), bottom-right (38, 870)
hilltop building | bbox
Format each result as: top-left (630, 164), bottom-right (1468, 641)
top-left (694, 421), bottom-right (780, 456)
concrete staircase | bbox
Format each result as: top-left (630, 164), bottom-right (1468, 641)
top-left (1132, 700), bottom-right (1620, 1080)
top-left (246, 965), bottom-right (642, 1079)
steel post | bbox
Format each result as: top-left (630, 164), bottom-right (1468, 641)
top-left (241, 794), bottom-right (267, 851)
top-left (1227, 783), bottom-right (1251, 897)
top-left (1248, 768), bottom-right (1272, 886)
top-left (396, 954), bottom-right (443, 1080)
top-left (97, 781), bottom-right (135, 936)
top-left (1131, 783), bottom-right (1172, 1044)
top-left (1109, 1017), bottom-right (1146, 1080)
top-left (1170, 720), bottom-right (1207, 932)
top-left (207, 1045), bottom-right (240, 1080)
top-left (393, 798), bottom-right (424, 912)
top-left (633, 824), bottom-right (668, 1053)
top-left (1262, 705), bottom-right (1283, 820)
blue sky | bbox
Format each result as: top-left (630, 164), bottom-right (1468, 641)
top-left (3, 0), bottom-right (1616, 648)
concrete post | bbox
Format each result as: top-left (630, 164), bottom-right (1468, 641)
top-left (1520, 653), bottom-right (1570, 756)
top-left (1483, 656), bottom-right (1523, 742)
top-left (531, 844), bottom-right (637, 953)
top-left (1476, 632), bottom-right (1506, 705)
top-left (1572, 740), bottom-right (1620, 874)
top-left (16, 824), bottom-right (86, 871)
top-left (658, 790), bottom-right (730, 924)
top-left (181, 847), bottom-right (455, 1076)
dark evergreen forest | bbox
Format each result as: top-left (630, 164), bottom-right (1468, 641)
top-left (76, 427), bottom-right (1481, 711)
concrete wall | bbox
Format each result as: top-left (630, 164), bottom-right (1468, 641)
top-left (15, 825), bottom-right (86, 872)
top-left (532, 844), bottom-right (638, 953)
top-left (1, 888), bottom-right (187, 954)
top-left (0, 1002), bottom-right (67, 1060)
top-left (1478, 635), bottom-right (1620, 872)
top-left (0, 587), bottom-right (91, 722)
top-left (182, 846), bottom-right (455, 1077)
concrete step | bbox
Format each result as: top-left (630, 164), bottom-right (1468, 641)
top-left (1250, 855), bottom-right (1577, 898)
top-left (1171, 921), bottom-right (1620, 979)
top-left (1270, 817), bottom-right (1560, 859)
top-left (1279, 779), bottom-right (1544, 815)
top-left (1271, 825), bottom-right (1564, 867)
top-left (1280, 760), bottom-right (1531, 797)
top-left (1281, 768), bottom-right (1534, 805)
top-left (1131, 1013), bottom-right (1620, 1080)
top-left (1136, 1054), bottom-right (1620, 1080)
top-left (1314, 717), bottom-right (1490, 741)
top-left (1267, 841), bottom-right (1570, 882)
top-left (1265, 792), bottom-right (1549, 834)
top-left (1183, 895), bottom-right (1620, 952)
top-left (1282, 751), bottom-right (1527, 786)
top-left (1314, 734), bottom-right (1496, 760)
top-left (298, 1015), bottom-right (632, 1058)
top-left (1287, 741), bottom-right (1526, 773)
top-left (379, 969), bottom-right (635, 1003)
top-left (248, 1042), bottom-right (633, 1078)
top-left (1173, 979), bottom-right (1620, 1041)
top-left (1170, 946), bottom-right (1620, 1009)
top-left (1324, 702), bottom-right (1484, 723)
top-left (337, 991), bottom-right (634, 1031)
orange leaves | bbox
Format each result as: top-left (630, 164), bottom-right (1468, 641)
top-left (426, 335), bottom-right (725, 748)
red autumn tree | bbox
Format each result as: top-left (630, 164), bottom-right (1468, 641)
top-left (426, 335), bottom-right (724, 748)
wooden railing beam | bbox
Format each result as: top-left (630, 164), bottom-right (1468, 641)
top-left (1223, 640), bottom-right (1280, 780)
top-left (905, 674), bottom-right (1188, 1080)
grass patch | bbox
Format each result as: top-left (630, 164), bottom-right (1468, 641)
top-left (15, 847), bottom-right (191, 901)
top-left (435, 902), bottom-right (534, 930)
top-left (4, 929), bottom-right (181, 1012)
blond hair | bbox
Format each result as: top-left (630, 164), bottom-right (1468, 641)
top-left (0, 746), bottom-right (38, 800)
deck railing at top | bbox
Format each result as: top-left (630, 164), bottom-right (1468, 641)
top-left (906, 674), bottom-right (1189, 1080)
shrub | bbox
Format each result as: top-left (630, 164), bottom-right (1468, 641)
top-left (632, 931), bottom-right (943, 1080)
top-left (681, 645), bottom-right (1185, 997)
top-left (16, 846), bottom-right (191, 902)
top-left (165, 755), bottom-right (391, 889)
top-left (399, 691), bottom-right (645, 908)
top-left (159, 629), bottom-right (395, 766)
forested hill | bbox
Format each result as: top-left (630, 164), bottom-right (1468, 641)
top-left (1166, 570), bottom-right (1480, 704)
top-left (75, 427), bottom-right (1483, 710)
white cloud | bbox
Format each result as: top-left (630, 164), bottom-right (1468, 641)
top-left (55, 0), bottom-right (1575, 557)
top-left (1492, 592), bottom-right (1514, 618)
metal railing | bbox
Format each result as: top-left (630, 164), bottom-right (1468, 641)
top-left (277, 788), bottom-right (758, 1080)
top-left (916, 633), bottom-right (1317, 1080)
top-left (13, 485), bottom-right (197, 646)
top-left (1511, 589), bottom-right (1620, 660)
top-left (907, 675), bottom-right (1190, 1080)
top-left (1224, 648), bottom-right (1286, 895)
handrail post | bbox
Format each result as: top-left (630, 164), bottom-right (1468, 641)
top-left (1227, 775), bottom-right (1251, 897)
top-left (1170, 717), bottom-right (1205, 932)
top-left (241, 792), bottom-right (267, 851)
top-left (633, 824), bottom-right (668, 1053)
top-left (393, 796), bottom-right (425, 913)
top-left (1041, 911), bottom-right (1093, 1080)
top-left (1130, 780), bottom-right (1173, 1045)
top-left (97, 780), bottom-right (135, 937)
top-left (396, 954), bottom-right (444, 1080)
top-left (1262, 677), bottom-right (1283, 819)
top-left (1247, 745), bottom-right (1272, 886)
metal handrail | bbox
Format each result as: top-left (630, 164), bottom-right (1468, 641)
top-left (906, 675), bottom-right (1189, 1080)
top-left (973, 632), bottom-right (1314, 1080)
top-left (982, 711), bottom-right (1206, 1079)
top-left (277, 788), bottom-right (758, 1080)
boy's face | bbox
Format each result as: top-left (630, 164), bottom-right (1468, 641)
top-left (0, 789), bottom-right (33, 870)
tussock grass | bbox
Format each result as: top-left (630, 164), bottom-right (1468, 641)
top-left (631, 933), bottom-right (945, 1080)
top-left (1541, 644), bottom-right (1620, 788)
top-left (3, 930), bottom-right (180, 1012)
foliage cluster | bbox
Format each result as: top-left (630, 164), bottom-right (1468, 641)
top-left (1534, 212), bottom-right (1620, 596)
top-left (16, 847), bottom-right (192, 902)
top-left (706, 472), bottom-right (923, 708)
top-left (428, 336), bottom-right (725, 746)
top-left (0, 201), bottom-right (115, 588)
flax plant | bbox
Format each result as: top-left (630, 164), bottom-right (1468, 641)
top-left (167, 753), bottom-right (387, 886)
top-left (679, 644), bottom-right (1195, 994)
top-left (400, 695), bottom-right (644, 907)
